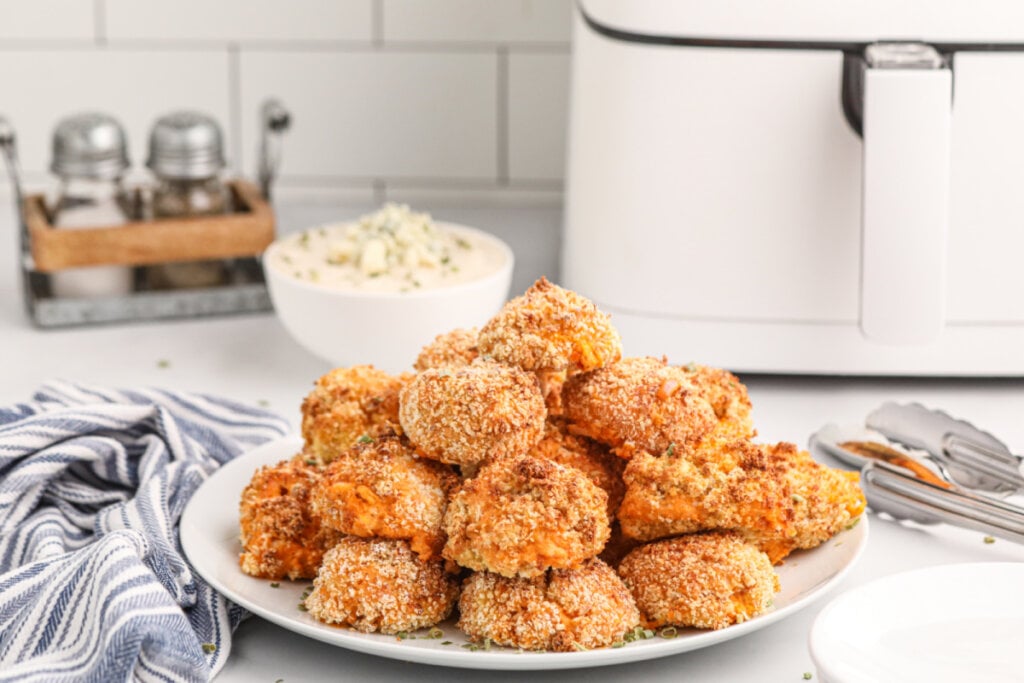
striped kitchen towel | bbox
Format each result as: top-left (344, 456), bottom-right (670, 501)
top-left (0, 381), bottom-right (290, 682)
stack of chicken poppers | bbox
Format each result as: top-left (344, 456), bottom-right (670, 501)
top-left (238, 277), bottom-right (866, 651)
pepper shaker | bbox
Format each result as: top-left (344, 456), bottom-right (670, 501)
top-left (145, 111), bottom-right (229, 289)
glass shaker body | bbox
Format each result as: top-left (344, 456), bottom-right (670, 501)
top-left (50, 176), bottom-right (134, 298)
top-left (145, 111), bottom-right (230, 290)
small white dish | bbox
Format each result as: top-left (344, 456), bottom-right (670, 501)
top-left (182, 437), bottom-right (869, 671)
top-left (810, 562), bottom-right (1024, 683)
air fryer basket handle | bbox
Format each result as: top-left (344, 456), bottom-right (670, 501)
top-left (859, 43), bottom-right (952, 345)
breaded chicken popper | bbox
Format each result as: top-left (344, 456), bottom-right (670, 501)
top-left (239, 456), bottom-right (342, 580)
top-left (309, 433), bottom-right (459, 560)
top-left (301, 365), bottom-right (411, 465)
top-left (414, 327), bottom-right (480, 372)
top-left (618, 532), bottom-right (778, 630)
top-left (478, 277), bottom-right (622, 374)
top-left (399, 359), bottom-right (546, 470)
top-left (443, 456), bottom-right (610, 578)
top-left (562, 356), bottom-right (718, 459)
top-left (305, 537), bottom-right (459, 634)
top-left (618, 438), bottom-right (866, 563)
top-left (458, 559), bottom-right (639, 652)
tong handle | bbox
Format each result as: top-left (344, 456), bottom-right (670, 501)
top-left (863, 461), bottom-right (1024, 544)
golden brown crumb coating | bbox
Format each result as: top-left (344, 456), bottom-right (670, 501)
top-left (528, 419), bottom-right (625, 518)
top-left (458, 559), bottom-right (639, 651)
top-left (239, 456), bottom-right (342, 580)
top-left (414, 327), bottom-right (480, 372)
top-left (399, 359), bottom-right (546, 468)
top-left (477, 277), bottom-right (622, 374)
top-left (309, 434), bottom-right (460, 560)
top-left (443, 456), bottom-right (610, 578)
top-left (618, 532), bottom-right (778, 630)
top-left (562, 357), bottom-right (718, 459)
top-left (617, 438), bottom-right (866, 563)
top-left (682, 364), bottom-right (755, 440)
top-left (301, 365), bottom-right (411, 465)
top-left (305, 537), bottom-right (459, 634)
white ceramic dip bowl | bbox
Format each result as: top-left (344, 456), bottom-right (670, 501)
top-left (263, 221), bottom-right (513, 373)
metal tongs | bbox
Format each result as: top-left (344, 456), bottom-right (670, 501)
top-left (810, 402), bottom-right (1024, 544)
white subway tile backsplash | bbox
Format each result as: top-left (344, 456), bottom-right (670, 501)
top-left (384, 184), bottom-right (563, 208)
top-left (507, 52), bottom-right (570, 181)
top-left (382, 0), bottom-right (572, 44)
top-left (0, 0), bottom-right (95, 41)
top-left (0, 3), bottom-right (571, 210)
top-left (239, 50), bottom-right (497, 181)
top-left (0, 50), bottom-right (231, 177)
top-left (105, 0), bottom-right (373, 43)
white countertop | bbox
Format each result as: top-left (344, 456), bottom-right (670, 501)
top-left (3, 202), bottom-right (1024, 682)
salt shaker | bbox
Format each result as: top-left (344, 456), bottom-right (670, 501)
top-left (49, 112), bottom-right (134, 299)
top-left (145, 111), bottom-right (229, 289)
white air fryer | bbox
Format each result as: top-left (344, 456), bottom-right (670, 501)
top-left (564, 0), bottom-right (1024, 375)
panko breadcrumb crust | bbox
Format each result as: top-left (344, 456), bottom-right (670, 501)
top-left (301, 365), bottom-right (411, 465)
top-left (682, 364), bottom-right (756, 440)
top-left (414, 327), bottom-right (480, 372)
top-left (563, 356), bottom-right (718, 459)
top-left (305, 537), bottom-right (459, 634)
top-left (239, 456), bottom-right (342, 580)
top-left (618, 438), bottom-right (866, 563)
top-left (443, 456), bottom-right (610, 578)
top-left (309, 434), bottom-right (459, 560)
top-left (619, 532), bottom-right (778, 630)
top-left (528, 419), bottom-right (625, 518)
top-left (399, 359), bottom-right (546, 468)
top-left (477, 277), bottom-right (622, 374)
top-left (458, 559), bottom-right (640, 651)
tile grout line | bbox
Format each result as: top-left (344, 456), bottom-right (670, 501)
top-left (228, 43), bottom-right (243, 177)
top-left (496, 46), bottom-right (509, 186)
top-left (372, 0), bottom-right (384, 47)
top-left (94, 0), bottom-right (106, 46)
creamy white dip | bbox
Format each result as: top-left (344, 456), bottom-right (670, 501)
top-left (267, 204), bottom-right (508, 293)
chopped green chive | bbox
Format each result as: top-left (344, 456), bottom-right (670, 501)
top-left (803, 674), bottom-right (813, 680)
top-left (201, 642), bottom-right (216, 654)
top-left (269, 582), bottom-right (280, 588)
top-left (156, 359), bottom-right (170, 369)
top-left (428, 627), bottom-right (444, 639)
top-left (357, 435), bottom-right (374, 444)
top-left (984, 535), bottom-right (996, 544)
top-left (441, 641), bottom-right (453, 646)
top-left (659, 626), bottom-right (678, 639)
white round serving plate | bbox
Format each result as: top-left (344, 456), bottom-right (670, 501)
top-left (810, 562), bottom-right (1024, 683)
top-left (182, 436), bottom-right (869, 671)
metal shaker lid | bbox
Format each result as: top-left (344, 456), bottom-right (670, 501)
top-left (50, 112), bottom-right (130, 180)
top-left (146, 111), bottom-right (225, 180)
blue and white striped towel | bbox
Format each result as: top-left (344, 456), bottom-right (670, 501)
top-left (0, 381), bottom-right (290, 682)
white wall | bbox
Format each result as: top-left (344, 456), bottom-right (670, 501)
top-left (0, 0), bottom-right (571, 208)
